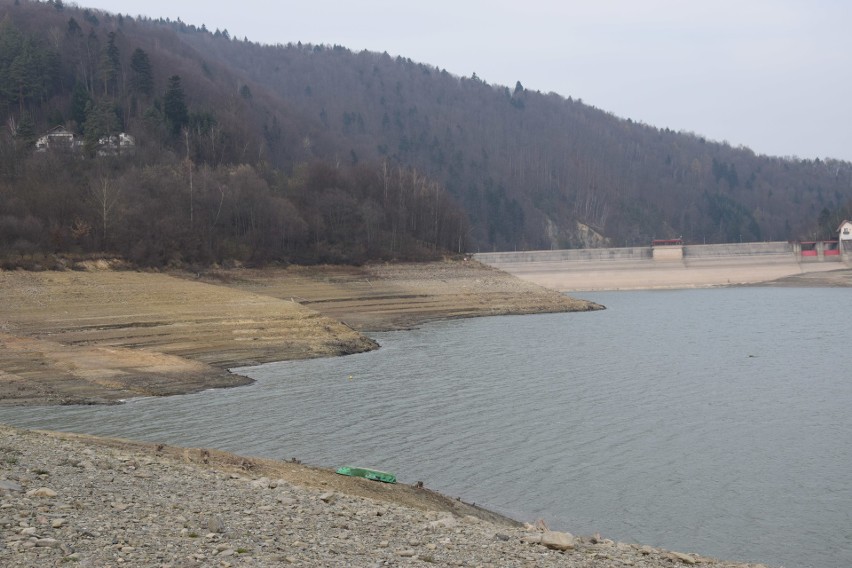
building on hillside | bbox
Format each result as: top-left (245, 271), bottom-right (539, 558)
top-left (839, 220), bottom-right (852, 257)
top-left (35, 126), bottom-right (77, 152)
top-left (97, 132), bottom-right (136, 156)
top-left (34, 127), bottom-right (135, 156)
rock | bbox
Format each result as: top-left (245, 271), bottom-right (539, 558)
top-left (669, 551), bottom-right (697, 564)
top-left (0, 480), bottom-right (23, 492)
top-left (51, 518), bottom-right (66, 528)
top-left (397, 549), bottom-right (416, 557)
top-left (319, 492), bottom-right (337, 504)
top-left (26, 487), bottom-right (57, 498)
top-left (206, 516), bottom-right (225, 534)
top-left (494, 533), bottom-right (510, 541)
top-left (35, 538), bottom-right (60, 548)
top-left (541, 530), bottom-right (575, 551)
top-left (429, 515), bottom-right (458, 529)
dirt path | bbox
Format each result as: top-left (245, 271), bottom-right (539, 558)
top-left (0, 261), bottom-right (600, 405)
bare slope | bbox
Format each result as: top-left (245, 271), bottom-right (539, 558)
top-left (0, 261), bottom-right (599, 405)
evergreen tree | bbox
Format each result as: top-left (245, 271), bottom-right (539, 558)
top-left (100, 31), bottom-right (120, 96)
top-left (163, 74), bottom-right (188, 136)
top-left (70, 82), bottom-right (91, 130)
top-left (129, 48), bottom-right (153, 96)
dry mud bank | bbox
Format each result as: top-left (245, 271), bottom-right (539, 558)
top-left (0, 424), bottom-right (770, 568)
top-left (0, 261), bottom-right (599, 405)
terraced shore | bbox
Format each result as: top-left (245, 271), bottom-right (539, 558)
top-left (0, 260), bottom-right (600, 406)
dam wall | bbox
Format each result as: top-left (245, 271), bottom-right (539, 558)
top-left (475, 246), bottom-right (651, 264)
top-left (474, 241), bottom-right (849, 291)
top-left (684, 242), bottom-right (793, 258)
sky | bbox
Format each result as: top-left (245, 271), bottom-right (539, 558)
top-left (79, 0), bottom-right (852, 162)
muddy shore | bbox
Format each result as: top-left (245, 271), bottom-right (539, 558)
top-left (0, 260), bottom-right (600, 406)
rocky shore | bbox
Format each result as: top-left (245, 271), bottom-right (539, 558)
top-left (0, 425), bottom-right (771, 568)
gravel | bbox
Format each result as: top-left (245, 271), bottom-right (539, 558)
top-left (0, 425), bottom-right (771, 567)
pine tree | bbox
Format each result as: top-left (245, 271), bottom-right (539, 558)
top-left (129, 48), bottom-right (153, 96)
top-left (100, 31), bottom-right (120, 96)
top-left (163, 74), bottom-right (188, 136)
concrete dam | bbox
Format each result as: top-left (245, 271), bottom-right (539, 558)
top-left (475, 241), bottom-right (851, 292)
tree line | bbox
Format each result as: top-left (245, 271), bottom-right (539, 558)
top-left (1, 0), bottom-right (851, 270)
top-left (0, 1), bottom-right (469, 267)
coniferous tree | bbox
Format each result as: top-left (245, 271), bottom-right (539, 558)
top-left (100, 31), bottom-right (120, 96)
top-left (129, 48), bottom-right (153, 96)
top-left (70, 82), bottom-right (91, 130)
top-left (163, 75), bottom-right (188, 136)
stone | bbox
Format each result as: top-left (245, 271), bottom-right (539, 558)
top-left (206, 516), bottom-right (225, 533)
top-left (397, 549), bottom-right (416, 557)
top-left (0, 480), bottom-right (23, 492)
top-left (319, 492), bottom-right (336, 503)
top-left (429, 515), bottom-right (458, 529)
top-left (26, 487), bottom-right (57, 498)
top-left (35, 538), bottom-right (60, 548)
top-left (541, 530), bottom-right (575, 551)
top-left (51, 518), bottom-right (66, 528)
top-left (669, 551), bottom-right (697, 564)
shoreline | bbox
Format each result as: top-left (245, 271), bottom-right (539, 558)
top-left (0, 260), bottom-right (601, 406)
top-left (2, 261), bottom-right (845, 566)
top-left (0, 423), bottom-right (770, 567)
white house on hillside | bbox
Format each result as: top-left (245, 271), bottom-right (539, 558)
top-left (35, 126), bottom-right (77, 152)
top-left (97, 132), bottom-right (136, 156)
top-left (839, 220), bottom-right (852, 257)
top-left (35, 126), bottom-right (135, 156)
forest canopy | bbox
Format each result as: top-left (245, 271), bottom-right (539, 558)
top-left (1, 0), bottom-right (850, 268)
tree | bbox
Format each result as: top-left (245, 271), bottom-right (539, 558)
top-left (83, 99), bottom-right (120, 155)
top-left (70, 82), bottom-right (91, 129)
top-left (66, 18), bottom-right (81, 36)
top-left (99, 31), bottom-right (120, 96)
top-left (163, 75), bottom-right (188, 136)
top-left (89, 176), bottom-right (121, 246)
top-left (129, 48), bottom-right (153, 96)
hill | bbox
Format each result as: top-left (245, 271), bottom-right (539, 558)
top-left (1, 0), bottom-right (851, 267)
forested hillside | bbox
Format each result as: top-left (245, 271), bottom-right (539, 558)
top-left (1, 0), bottom-right (850, 268)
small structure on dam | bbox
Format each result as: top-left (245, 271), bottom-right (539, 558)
top-left (651, 239), bottom-right (684, 261)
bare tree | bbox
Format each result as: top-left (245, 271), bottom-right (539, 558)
top-left (88, 176), bottom-right (121, 246)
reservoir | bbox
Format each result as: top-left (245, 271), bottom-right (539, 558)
top-left (1, 287), bottom-right (850, 568)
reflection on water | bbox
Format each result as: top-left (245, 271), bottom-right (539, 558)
top-left (1, 288), bottom-right (850, 568)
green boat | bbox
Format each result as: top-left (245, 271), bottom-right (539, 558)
top-left (336, 466), bottom-right (397, 484)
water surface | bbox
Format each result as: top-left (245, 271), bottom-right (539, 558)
top-left (1, 287), bottom-right (850, 568)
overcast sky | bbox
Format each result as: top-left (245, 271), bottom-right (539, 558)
top-left (80, 1), bottom-right (852, 162)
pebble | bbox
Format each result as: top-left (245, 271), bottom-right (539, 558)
top-left (0, 424), bottom-right (761, 568)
